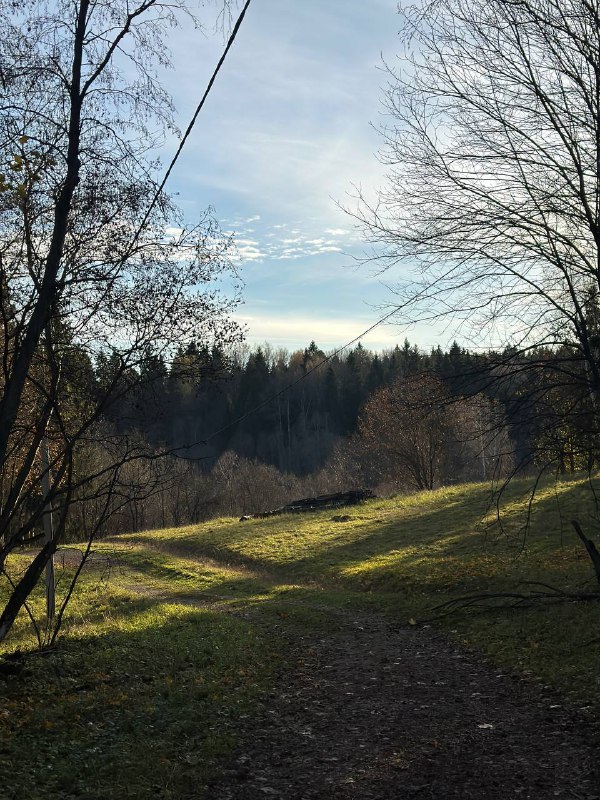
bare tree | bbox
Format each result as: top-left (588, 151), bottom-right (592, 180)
top-left (0, 1), bottom-right (246, 643)
top-left (355, 0), bottom-right (600, 472)
top-left (356, 375), bottom-right (451, 490)
top-left (356, 374), bottom-right (507, 490)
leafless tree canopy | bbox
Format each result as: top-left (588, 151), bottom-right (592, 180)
top-left (0, 1), bottom-right (243, 643)
top-left (358, 0), bottom-right (600, 364)
top-left (356, 374), bottom-right (511, 490)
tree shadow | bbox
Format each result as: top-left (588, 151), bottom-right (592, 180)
top-left (0, 593), bottom-right (289, 800)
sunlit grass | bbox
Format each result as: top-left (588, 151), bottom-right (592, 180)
top-left (0, 559), bottom-right (284, 799)
top-left (2, 473), bottom-right (600, 797)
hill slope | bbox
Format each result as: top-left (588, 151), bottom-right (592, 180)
top-left (1, 476), bottom-right (600, 798)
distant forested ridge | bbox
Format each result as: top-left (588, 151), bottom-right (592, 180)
top-left (99, 338), bottom-right (577, 476)
top-left (101, 339), bottom-right (486, 473)
top-left (27, 336), bottom-right (593, 534)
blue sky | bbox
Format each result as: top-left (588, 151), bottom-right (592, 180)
top-left (162, 0), bottom-right (432, 353)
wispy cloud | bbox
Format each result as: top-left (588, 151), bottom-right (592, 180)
top-left (229, 221), bottom-right (359, 266)
top-left (166, 0), bottom-right (397, 225)
top-left (234, 239), bottom-right (266, 261)
top-left (159, 0), bottom-right (422, 350)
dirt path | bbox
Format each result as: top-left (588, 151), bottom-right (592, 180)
top-left (208, 612), bottom-right (599, 800)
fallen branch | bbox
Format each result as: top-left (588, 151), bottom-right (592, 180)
top-left (420, 587), bottom-right (600, 624)
top-left (410, 518), bottom-right (600, 625)
top-left (239, 489), bottom-right (376, 521)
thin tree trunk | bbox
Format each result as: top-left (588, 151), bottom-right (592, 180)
top-left (0, 0), bottom-right (87, 467)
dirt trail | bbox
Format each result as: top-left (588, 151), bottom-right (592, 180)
top-left (208, 612), bottom-right (599, 800)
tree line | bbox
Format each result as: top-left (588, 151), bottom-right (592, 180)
top-left (42, 332), bottom-right (593, 539)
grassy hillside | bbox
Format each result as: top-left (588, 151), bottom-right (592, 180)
top-left (2, 475), bottom-right (600, 798)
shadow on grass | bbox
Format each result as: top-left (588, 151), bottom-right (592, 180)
top-left (4, 476), bottom-right (600, 800)
top-left (122, 477), bottom-right (600, 602)
top-left (0, 596), bottom-right (285, 800)
top-left (170, 495), bottom-right (493, 584)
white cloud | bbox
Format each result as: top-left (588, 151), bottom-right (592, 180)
top-left (228, 220), bottom-right (360, 266)
top-left (325, 228), bottom-right (351, 236)
top-left (236, 312), bottom-right (402, 350)
top-left (235, 243), bottom-right (266, 262)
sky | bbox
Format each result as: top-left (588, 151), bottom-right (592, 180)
top-left (162, 0), bottom-right (428, 354)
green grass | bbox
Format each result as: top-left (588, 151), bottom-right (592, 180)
top-left (0, 553), bottom-right (289, 799)
top-left (1, 604), bottom-right (276, 799)
top-left (2, 473), bottom-right (600, 797)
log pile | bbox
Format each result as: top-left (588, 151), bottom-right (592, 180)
top-left (239, 489), bottom-right (376, 521)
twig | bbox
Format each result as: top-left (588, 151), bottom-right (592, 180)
top-left (417, 587), bottom-right (600, 625)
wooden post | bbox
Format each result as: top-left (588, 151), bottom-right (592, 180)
top-left (41, 437), bottom-right (55, 622)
